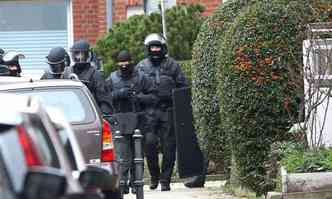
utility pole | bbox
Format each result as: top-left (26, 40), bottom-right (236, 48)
top-left (160, 0), bottom-right (167, 40)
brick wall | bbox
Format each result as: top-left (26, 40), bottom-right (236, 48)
top-left (72, 0), bottom-right (107, 45)
top-left (177, 0), bottom-right (222, 16)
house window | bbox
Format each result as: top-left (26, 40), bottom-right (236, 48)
top-left (127, 6), bottom-right (145, 18)
top-left (303, 39), bottom-right (332, 89)
top-left (0, 0), bottom-right (67, 31)
top-left (0, 0), bottom-right (69, 77)
top-left (313, 48), bottom-right (332, 75)
top-left (304, 39), bottom-right (332, 76)
top-left (145, 0), bottom-right (176, 14)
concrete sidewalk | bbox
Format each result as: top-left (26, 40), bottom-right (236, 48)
top-left (125, 181), bottom-right (238, 199)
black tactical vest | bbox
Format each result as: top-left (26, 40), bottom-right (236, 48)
top-left (64, 65), bottom-right (95, 88)
top-left (138, 59), bottom-right (176, 101)
top-left (109, 71), bottom-right (144, 113)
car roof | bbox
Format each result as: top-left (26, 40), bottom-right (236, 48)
top-left (0, 79), bottom-right (84, 90)
top-left (0, 76), bottom-right (33, 84)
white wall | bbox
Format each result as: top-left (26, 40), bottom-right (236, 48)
top-left (303, 39), bottom-right (332, 147)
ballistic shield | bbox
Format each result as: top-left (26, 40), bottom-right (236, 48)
top-left (172, 87), bottom-right (204, 178)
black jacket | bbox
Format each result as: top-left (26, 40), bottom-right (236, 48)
top-left (64, 63), bottom-right (111, 114)
top-left (136, 57), bottom-right (188, 107)
top-left (106, 70), bottom-right (157, 113)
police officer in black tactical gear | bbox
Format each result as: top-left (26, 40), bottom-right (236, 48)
top-left (41, 47), bottom-right (71, 79)
top-left (1, 51), bottom-right (25, 77)
top-left (64, 39), bottom-right (111, 114)
top-left (0, 48), bottom-right (8, 76)
top-left (106, 50), bottom-right (156, 196)
top-left (137, 33), bottom-right (188, 191)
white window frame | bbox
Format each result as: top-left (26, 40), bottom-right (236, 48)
top-left (106, 0), bottom-right (112, 30)
top-left (67, 0), bottom-right (73, 51)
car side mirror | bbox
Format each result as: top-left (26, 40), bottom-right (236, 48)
top-left (64, 192), bottom-right (103, 199)
top-left (21, 167), bottom-right (67, 199)
top-left (79, 165), bottom-right (111, 191)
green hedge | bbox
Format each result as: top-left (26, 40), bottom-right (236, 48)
top-left (216, 0), bottom-right (331, 195)
top-left (191, 0), bottom-right (254, 174)
top-left (95, 4), bottom-right (204, 76)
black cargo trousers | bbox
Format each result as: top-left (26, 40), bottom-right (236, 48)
top-left (144, 105), bottom-right (176, 185)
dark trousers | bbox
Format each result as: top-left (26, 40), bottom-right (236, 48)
top-left (144, 108), bottom-right (176, 185)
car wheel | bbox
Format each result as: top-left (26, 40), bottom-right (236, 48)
top-left (103, 190), bottom-right (122, 199)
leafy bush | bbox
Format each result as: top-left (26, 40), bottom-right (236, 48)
top-left (216, 0), bottom-right (332, 195)
top-left (95, 4), bottom-right (204, 76)
top-left (191, 0), bottom-right (254, 174)
top-left (278, 142), bottom-right (332, 173)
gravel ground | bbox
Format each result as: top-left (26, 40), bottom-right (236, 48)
top-left (125, 181), bottom-right (239, 199)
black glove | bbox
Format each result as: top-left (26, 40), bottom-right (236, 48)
top-left (112, 88), bottom-right (132, 100)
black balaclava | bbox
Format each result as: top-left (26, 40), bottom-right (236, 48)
top-left (117, 50), bottom-right (134, 78)
top-left (148, 43), bottom-right (165, 64)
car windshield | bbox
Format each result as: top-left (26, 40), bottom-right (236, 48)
top-left (15, 88), bottom-right (95, 124)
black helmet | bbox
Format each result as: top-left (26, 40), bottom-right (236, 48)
top-left (46, 47), bottom-right (68, 75)
top-left (117, 50), bottom-right (134, 76)
top-left (144, 33), bottom-right (167, 61)
top-left (70, 39), bottom-right (91, 64)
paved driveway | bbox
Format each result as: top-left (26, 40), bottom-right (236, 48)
top-left (126, 181), bottom-right (237, 199)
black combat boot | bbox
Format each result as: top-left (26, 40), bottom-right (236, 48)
top-left (149, 178), bottom-right (159, 190)
top-left (184, 158), bottom-right (208, 188)
top-left (184, 175), bottom-right (205, 188)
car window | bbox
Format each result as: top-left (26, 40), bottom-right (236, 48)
top-left (15, 88), bottom-right (95, 124)
top-left (26, 114), bottom-right (60, 168)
